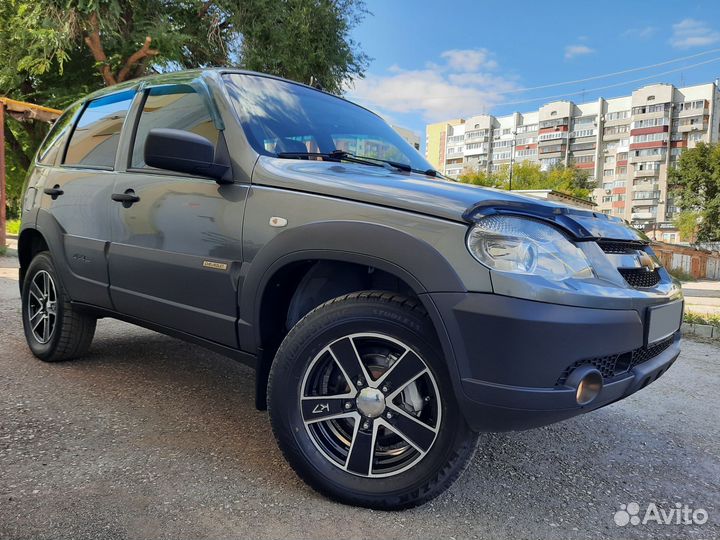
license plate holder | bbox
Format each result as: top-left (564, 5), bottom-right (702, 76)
top-left (646, 300), bottom-right (683, 346)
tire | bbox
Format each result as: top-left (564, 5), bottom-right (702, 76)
top-left (21, 251), bottom-right (96, 362)
top-left (268, 291), bottom-right (478, 509)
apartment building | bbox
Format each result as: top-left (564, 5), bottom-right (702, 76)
top-left (425, 82), bottom-right (720, 240)
top-left (391, 125), bottom-right (421, 151)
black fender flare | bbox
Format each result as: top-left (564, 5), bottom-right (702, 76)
top-left (238, 220), bottom-right (467, 408)
top-left (239, 220), bottom-right (465, 346)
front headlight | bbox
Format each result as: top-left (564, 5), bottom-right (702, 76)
top-left (466, 215), bottom-right (594, 281)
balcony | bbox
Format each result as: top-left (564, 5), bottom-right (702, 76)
top-left (465, 134), bottom-right (489, 142)
top-left (676, 106), bottom-right (708, 117)
top-left (632, 197), bottom-right (659, 205)
top-left (602, 130), bottom-right (629, 141)
top-left (632, 109), bottom-right (670, 122)
top-left (677, 122), bottom-right (706, 133)
top-left (633, 182), bottom-right (659, 191)
top-left (630, 152), bottom-right (664, 163)
top-left (464, 146), bottom-right (488, 156)
top-left (631, 211), bottom-right (657, 220)
top-left (634, 168), bottom-right (660, 177)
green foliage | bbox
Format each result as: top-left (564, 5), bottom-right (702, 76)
top-left (669, 142), bottom-right (720, 242)
top-left (5, 219), bottom-right (21, 235)
top-left (458, 162), bottom-right (594, 199)
top-left (672, 210), bottom-right (700, 244)
top-left (668, 267), bottom-right (696, 282)
top-left (238, 0), bottom-right (369, 95)
top-left (0, 0), bottom-right (369, 216)
top-left (684, 311), bottom-right (720, 327)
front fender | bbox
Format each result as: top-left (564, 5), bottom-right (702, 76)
top-left (238, 220), bottom-right (466, 348)
top-left (239, 220), bottom-right (468, 414)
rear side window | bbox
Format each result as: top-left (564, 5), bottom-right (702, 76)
top-left (64, 90), bottom-right (135, 169)
top-left (36, 103), bottom-right (81, 166)
top-left (130, 85), bottom-right (219, 169)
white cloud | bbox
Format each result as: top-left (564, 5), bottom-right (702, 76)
top-left (623, 26), bottom-right (657, 39)
top-left (564, 44), bottom-right (594, 60)
top-left (346, 49), bottom-right (517, 122)
top-left (670, 18), bottom-right (720, 48)
top-left (439, 49), bottom-right (497, 72)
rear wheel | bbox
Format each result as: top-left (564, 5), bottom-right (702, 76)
top-left (268, 291), bottom-right (478, 509)
top-left (21, 252), bottom-right (96, 362)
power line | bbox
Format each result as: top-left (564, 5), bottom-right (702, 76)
top-left (351, 48), bottom-right (720, 107)
top-left (499, 47), bottom-right (720, 94)
top-left (497, 56), bottom-right (720, 107)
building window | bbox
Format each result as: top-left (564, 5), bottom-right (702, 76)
top-left (606, 110), bottom-right (630, 121)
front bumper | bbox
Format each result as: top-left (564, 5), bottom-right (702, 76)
top-left (430, 292), bottom-right (682, 432)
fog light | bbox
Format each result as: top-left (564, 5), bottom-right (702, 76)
top-left (566, 366), bottom-right (604, 405)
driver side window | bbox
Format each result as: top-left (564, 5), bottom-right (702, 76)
top-left (130, 85), bottom-right (219, 169)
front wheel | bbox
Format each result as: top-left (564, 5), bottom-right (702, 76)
top-left (268, 291), bottom-right (478, 509)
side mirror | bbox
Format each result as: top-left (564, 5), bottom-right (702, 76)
top-left (144, 128), bottom-right (231, 182)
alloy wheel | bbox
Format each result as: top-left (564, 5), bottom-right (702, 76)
top-left (27, 270), bottom-right (58, 344)
top-left (300, 332), bottom-right (442, 478)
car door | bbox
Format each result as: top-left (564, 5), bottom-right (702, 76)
top-left (107, 84), bottom-right (248, 347)
top-left (34, 90), bottom-right (136, 309)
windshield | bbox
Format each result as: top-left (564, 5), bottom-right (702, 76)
top-left (223, 73), bottom-right (433, 172)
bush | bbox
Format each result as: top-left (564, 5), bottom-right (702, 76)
top-left (668, 267), bottom-right (696, 282)
top-left (684, 311), bottom-right (720, 327)
top-left (5, 219), bottom-right (20, 235)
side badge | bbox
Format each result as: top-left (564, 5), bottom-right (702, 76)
top-left (202, 260), bottom-right (228, 271)
top-left (269, 216), bottom-right (288, 228)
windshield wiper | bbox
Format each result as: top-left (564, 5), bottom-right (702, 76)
top-left (335, 152), bottom-right (455, 179)
top-left (276, 149), bottom-right (451, 177)
top-left (276, 150), bottom-right (408, 172)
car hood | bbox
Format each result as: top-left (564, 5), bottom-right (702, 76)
top-left (253, 157), bottom-right (647, 242)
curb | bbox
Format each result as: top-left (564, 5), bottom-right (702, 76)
top-left (682, 322), bottom-right (720, 340)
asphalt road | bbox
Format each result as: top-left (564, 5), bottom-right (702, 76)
top-left (1, 255), bottom-right (718, 540)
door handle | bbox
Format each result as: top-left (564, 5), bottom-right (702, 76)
top-left (111, 189), bottom-right (140, 208)
top-left (43, 185), bottom-right (64, 200)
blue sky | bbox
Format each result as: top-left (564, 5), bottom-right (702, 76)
top-left (348, 0), bottom-right (720, 136)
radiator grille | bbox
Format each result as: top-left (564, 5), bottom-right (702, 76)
top-left (618, 268), bottom-right (661, 288)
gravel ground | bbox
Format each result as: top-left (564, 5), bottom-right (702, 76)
top-left (0, 255), bottom-right (718, 540)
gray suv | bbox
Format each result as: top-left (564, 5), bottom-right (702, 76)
top-left (18, 69), bottom-right (683, 509)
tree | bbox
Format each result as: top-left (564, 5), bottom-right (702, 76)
top-left (673, 210), bottom-right (700, 244)
top-left (669, 142), bottom-right (720, 242)
top-left (237, 0), bottom-right (369, 95)
top-left (458, 162), bottom-right (593, 199)
top-left (458, 167), bottom-right (505, 188)
top-left (0, 0), bottom-right (369, 214)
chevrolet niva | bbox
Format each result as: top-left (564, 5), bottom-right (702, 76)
top-left (18, 69), bottom-right (683, 509)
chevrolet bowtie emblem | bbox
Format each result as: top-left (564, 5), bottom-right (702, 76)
top-left (636, 251), bottom-right (655, 272)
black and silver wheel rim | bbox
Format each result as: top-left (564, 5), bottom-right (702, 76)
top-left (27, 270), bottom-right (58, 344)
top-left (300, 332), bottom-right (442, 478)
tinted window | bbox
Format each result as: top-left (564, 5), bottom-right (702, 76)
top-left (36, 103), bottom-right (81, 165)
top-left (130, 85), bottom-right (219, 169)
top-left (224, 74), bottom-right (433, 171)
top-left (64, 90), bottom-right (135, 168)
